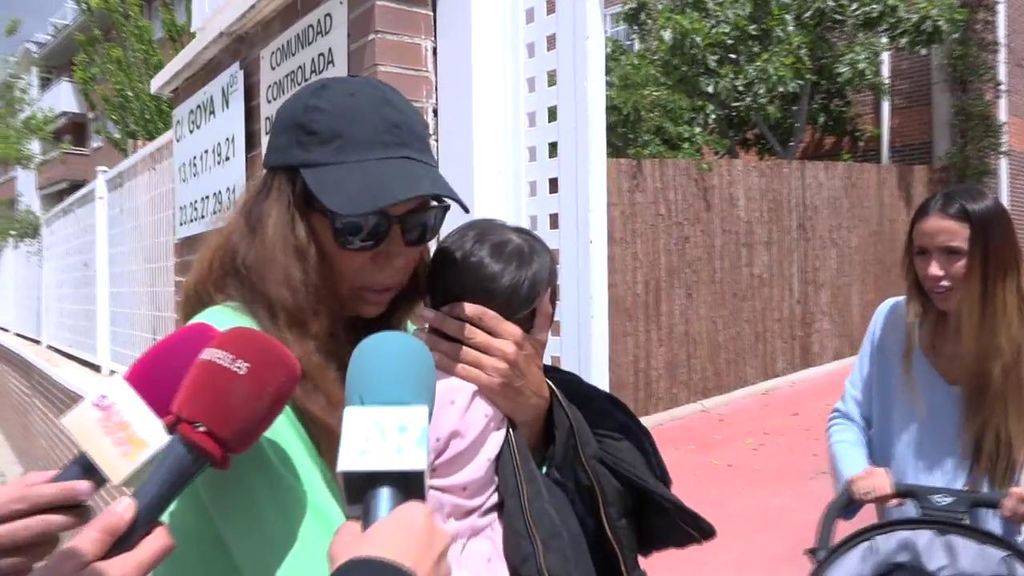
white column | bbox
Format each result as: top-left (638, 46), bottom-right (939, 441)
top-left (94, 167), bottom-right (111, 375)
top-left (564, 0), bottom-right (609, 390)
top-left (880, 47), bottom-right (892, 164)
top-left (997, 0), bottom-right (1010, 206)
top-left (436, 0), bottom-right (526, 235)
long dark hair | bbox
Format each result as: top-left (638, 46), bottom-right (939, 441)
top-left (902, 184), bottom-right (1024, 488)
top-left (428, 219), bottom-right (557, 332)
top-left (181, 169), bottom-right (427, 463)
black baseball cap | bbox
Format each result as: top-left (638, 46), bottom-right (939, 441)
top-left (263, 75), bottom-right (468, 215)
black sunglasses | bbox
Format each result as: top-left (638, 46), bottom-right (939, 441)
top-left (314, 198), bottom-right (451, 251)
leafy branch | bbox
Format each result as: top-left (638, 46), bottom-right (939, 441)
top-left (72, 0), bottom-right (192, 155)
top-left (0, 18), bottom-right (53, 246)
top-left (0, 18), bottom-right (57, 169)
top-left (0, 201), bottom-right (41, 248)
top-left (943, 0), bottom-right (1002, 185)
top-left (607, 0), bottom-right (967, 160)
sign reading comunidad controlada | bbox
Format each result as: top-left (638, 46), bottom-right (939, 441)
top-left (259, 0), bottom-right (348, 158)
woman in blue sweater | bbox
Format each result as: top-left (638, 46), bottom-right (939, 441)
top-left (827, 184), bottom-right (1024, 542)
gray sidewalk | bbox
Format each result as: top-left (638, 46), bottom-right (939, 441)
top-left (0, 426), bottom-right (24, 484)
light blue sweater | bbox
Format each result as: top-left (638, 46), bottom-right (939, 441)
top-left (827, 296), bottom-right (1022, 544)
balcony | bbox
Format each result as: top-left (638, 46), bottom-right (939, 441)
top-left (36, 144), bottom-right (123, 195)
top-left (35, 78), bottom-right (88, 119)
top-left (34, 2), bottom-right (89, 68)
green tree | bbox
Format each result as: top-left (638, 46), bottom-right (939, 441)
top-left (0, 18), bottom-right (51, 245)
top-left (608, 0), bottom-right (967, 160)
top-left (72, 0), bottom-right (192, 155)
top-left (0, 19), bottom-right (56, 169)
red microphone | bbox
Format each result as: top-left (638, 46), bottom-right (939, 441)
top-left (53, 322), bottom-right (221, 485)
top-left (104, 327), bottom-right (301, 557)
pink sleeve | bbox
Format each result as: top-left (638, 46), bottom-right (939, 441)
top-left (427, 371), bottom-right (507, 528)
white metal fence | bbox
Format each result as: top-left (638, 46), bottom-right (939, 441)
top-left (105, 135), bottom-right (177, 372)
top-left (1, 132), bottom-right (176, 375)
top-left (0, 242), bottom-right (43, 340)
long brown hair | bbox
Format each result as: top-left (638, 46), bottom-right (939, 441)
top-left (181, 169), bottom-right (427, 463)
top-left (902, 184), bottom-right (1024, 488)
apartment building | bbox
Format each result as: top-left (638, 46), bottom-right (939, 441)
top-left (0, 0), bottom-right (188, 213)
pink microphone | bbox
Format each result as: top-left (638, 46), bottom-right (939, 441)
top-left (52, 322), bottom-right (221, 485)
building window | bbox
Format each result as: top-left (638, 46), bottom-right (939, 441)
top-left (604, 6), bottom-right (636, 49)
top-left (144, 0), bottom-right (188, 38)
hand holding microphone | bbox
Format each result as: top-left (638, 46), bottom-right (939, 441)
top-left (30, 497), bottom-right (174, 576)
top-left (0, 471), bottom-right (95, 576)
top-left (329, 501), bottom-right (451, 576)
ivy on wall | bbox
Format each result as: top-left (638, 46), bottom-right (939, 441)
top-left (944, 0), bottom-right (1002, 186)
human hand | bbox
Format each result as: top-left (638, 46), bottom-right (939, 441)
top-left (31, 496), bottom-right (174, 576)
top-left (328, 501), bottom-right (451, 576)
top-left (847, 466), bottom-right (896, 504)
top-left (999, 487), bottom-right (1024, 522)
top-left (0, 470), bottom-right (95, 576)
top-left (417, 293), bottom-right (554, 452)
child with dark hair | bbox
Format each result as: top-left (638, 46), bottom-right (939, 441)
top-left (424, 219), bottom-right (557, 576)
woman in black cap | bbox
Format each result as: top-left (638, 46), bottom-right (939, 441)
top-left (151, 75), bottom-right (559, 576)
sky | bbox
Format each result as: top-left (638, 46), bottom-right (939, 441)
top-left (0, 0), bottom-right (71, 57)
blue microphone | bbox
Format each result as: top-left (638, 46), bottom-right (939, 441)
top-left (335, 331), bottom-right (437, 527)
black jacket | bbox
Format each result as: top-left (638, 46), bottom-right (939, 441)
top-left (496, 365), bottom-right (716, 576)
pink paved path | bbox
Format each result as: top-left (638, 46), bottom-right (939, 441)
top-left (642, 361), bottom-right (872, 575)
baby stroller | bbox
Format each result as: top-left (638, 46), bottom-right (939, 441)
top-left (807, 483), bottom-right (1024, 575)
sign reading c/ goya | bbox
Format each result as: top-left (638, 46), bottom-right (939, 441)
top-left (172, 61), bottom-right (245, 240)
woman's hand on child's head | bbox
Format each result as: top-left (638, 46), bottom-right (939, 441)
top-left (999, 487), bottom-right (1024, 522)
top-left (416, 296), bottom-right (554, 453)
top-left (847, 466), bottom-right (896, 504)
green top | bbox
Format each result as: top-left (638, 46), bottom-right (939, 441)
top-left (155, 303), bottom-right (346, 576)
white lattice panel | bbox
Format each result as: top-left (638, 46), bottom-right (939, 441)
top-left (105, 134), bottom-right (176, 371)
top-left (42, 188), bottom-right (98, 364)
top-left (522, 0), bottom-right (570, 367)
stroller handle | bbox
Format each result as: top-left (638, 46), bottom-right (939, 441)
top-left (808, 482), bottom-right (1007, 563)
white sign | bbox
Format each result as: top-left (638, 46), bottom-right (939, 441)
top-left (173, 62), bottom-right (246, 240)
top-left (259, 0), bottom-right (348, 157)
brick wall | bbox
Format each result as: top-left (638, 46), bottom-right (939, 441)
top-left (799, 52), bottom-right (934, 164)
top-left (171, 0), bottom-right (437, 320)
top-left (888, 53), bottom-right (933, 164)
top-left (1008, 0), bottom-right (1024, 234)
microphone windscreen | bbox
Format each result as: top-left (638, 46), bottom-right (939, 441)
top-left (344, 331), bottom-right (436, 412)
top-left (171, 327), bottom-right (302, 455)
top-left (123, 322), bottom-right (220, 418)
